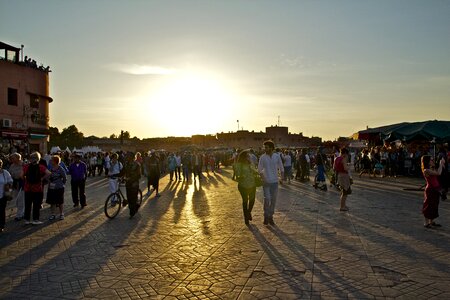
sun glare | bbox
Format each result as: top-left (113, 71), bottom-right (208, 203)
top-left (144, 73), bottom-right (236, 136)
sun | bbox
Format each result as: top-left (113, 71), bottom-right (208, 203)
top-left (144, 73), bottom-right (236, 136)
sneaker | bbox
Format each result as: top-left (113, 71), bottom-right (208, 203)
top-left (49, 215), bottom-right (56, 220)
top-left (32, 220), bottom-right (43, 225)
top-left (156, 193), bottom-right (161, 197)
top-left (59, 214), bottom-right (65, 220)
top-left (73, 204), bottom-right (79, 208)
top-left (24, 220), bottom-right (31, 225)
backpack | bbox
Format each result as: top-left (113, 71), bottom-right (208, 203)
top-left (26, 163), bottom-right (42, 184)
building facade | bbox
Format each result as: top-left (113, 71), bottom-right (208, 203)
top-left (0, 41), bottom-right (52, 155)
top-left (216, 125), bottom-right (322, 150)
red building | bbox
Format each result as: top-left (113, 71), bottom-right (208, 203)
top-left (0, 41), bottom-right (53, 155)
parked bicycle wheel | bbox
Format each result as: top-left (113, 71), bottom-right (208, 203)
top-left (105, 192), bottom-right (122, 219)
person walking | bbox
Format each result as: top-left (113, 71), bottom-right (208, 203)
top-left (23, 152), bottom-right (51, 225)
top-left (68, 153), bottom-right (88, 208)
top-left (258, 140), bottom-right (284, 226)
top-left (282, 150), bottom-right (293, 184)
top-left (235, 150), bottom-right (257, 225)
top-left (104, 152), bottom-right (111, 176)
top-left (334, 148), bottom-right (352, 211)
top-left (46, 155), bottom-right (67, 220)
top-left (124, 152), bottom-right (141, 218)
top-left (167, 153), bottom-right (177, 181)
top-left (181, 151), bottom-right (192, 181)
top-left (421, 155), bottom-right (445, 228)
top-left (437, 146), bottom-right (449, 201)
top-left (146, 151), bottom-right (161, 197)
top-left (175, 152), bottom-right (182, 181)
top-left (314, 147), bottom-right (328, 191)
top-left (0, 159), bottom-right (13, 232)
top-left (192, 151), bottom-right (203, 181)
top-left (8, 153), bottom-right (25, 221)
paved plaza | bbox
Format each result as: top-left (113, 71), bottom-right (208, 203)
top-left (0, 167), bottom-right (449, 299)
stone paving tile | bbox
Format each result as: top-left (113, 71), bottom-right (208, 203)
top-left (1, 168), bottom-right (449, 299)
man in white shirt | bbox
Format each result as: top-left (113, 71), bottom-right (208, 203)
top-left (258, 140), bottom-right (284, 225)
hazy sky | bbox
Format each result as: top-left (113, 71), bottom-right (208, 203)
top-left (1, 0), bottom-right (450, 140)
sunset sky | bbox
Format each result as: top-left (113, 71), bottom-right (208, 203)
top-left (1, 0), bottom-right (450, 141)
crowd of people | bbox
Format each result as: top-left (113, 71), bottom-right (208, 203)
top-left (0, 141), bottom-right (448, 233)
top-left (22, 55), bottom-right (51, 72)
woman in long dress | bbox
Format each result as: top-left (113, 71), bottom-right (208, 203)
top-left (421, 155), bottom-right (445, 228)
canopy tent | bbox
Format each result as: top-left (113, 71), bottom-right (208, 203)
top-left (50, 146), bottom-right (62, 154)
top-left (354, 122), bottom-right (408, 141)
top-left (381, 120), bottom-right (450, 142)
top-left (355, 120), bottom-right (450, 143)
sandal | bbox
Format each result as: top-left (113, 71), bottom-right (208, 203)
top-left (340, 207), bottom-right (349, 211)
top-left (424, 224), bottom-right (432, 228)
top-left (431, 222), bottom-right (442, 227)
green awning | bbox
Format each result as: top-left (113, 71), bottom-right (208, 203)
top-left (29, 133), bottom-right (48, 139)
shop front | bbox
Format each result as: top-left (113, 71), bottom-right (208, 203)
top-left (0, 130), bottom-right (28, 155)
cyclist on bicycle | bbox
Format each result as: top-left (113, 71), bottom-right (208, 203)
top-left (124, 152), bottom-right (141, 218)
top-left (107, 153), bottom-right (123, 203)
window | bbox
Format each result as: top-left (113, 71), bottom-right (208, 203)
top-left (30, 95), bottom-right (39, 108)
top-left (8, 88), bottom-right (18, 106)
top-left (6, 50), bottom-right (17, 62)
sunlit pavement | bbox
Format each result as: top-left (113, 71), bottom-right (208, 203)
top-left (0, 167), bottom-right (449, 299)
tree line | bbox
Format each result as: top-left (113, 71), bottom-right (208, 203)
top-left (48, 125), bottom-right (133, 149)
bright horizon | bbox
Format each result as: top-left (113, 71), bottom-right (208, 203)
top-left (1, 1), bottom-right (449, 140)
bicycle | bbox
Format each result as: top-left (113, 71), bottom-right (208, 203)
top-left (104, 177), bottom-right (143, 219)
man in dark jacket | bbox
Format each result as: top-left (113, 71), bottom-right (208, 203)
top-left (68, 153), bottom-right (88, 208)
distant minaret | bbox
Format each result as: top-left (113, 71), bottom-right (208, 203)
top-left (277, 116), bottom-right (281, 126)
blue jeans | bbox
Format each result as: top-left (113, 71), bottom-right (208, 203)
top-left (263, 182), bottom-right (278, 218)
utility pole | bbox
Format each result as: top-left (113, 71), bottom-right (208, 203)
top-left (237, 120), bottom-right (239, 132)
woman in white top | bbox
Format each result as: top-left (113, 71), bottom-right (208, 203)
top-left (0, 159), bottom-right (14, 232)
top-left (107, 153), bottom-right (123, 199)
top-left (282, 150), bottom-right (293, 184)
top-left (8, 153), bottom-right (24, 221)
